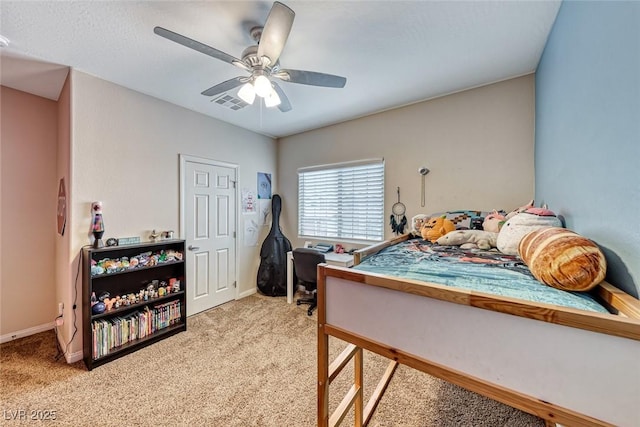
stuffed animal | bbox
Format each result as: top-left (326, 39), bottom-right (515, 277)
top-left (482, 210), bottom-right (506, 233)
top-left (410, 214), bottom-right (430, 237)
top-left (505, 199), bottom-right (535, 221)
top-left (436, 230), bottom-right (499, 250)
top-left (497, 207), bottom-right (562, 255)
top-left (421, 215), bottom-right (455, 243)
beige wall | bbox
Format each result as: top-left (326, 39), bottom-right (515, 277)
top-left (1, 86), bottom-right (58, 337)
top-left (55, 75), bottom-right (73, 352)
top-left (277, 75), bottom-right (535, 249)
top-left (1, 72), bottom-right (534, 352)
top-left (66, 70), bottom-right (276, 357)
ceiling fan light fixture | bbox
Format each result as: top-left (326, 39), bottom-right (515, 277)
top-left (155, 1), bottom-right (346, 114)
top-left (237, 83), bottom-right (256, 104)
top-left (264, 88), bottom-right (281, 108)
top-left (253, 75), bottom-right (272, 98)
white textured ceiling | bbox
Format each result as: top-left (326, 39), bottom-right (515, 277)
top-left (0, 1), bottom-right (561, 138)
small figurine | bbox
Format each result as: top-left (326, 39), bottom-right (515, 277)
top-left (92, 301), bottom-right (106, 314)
top-left (91, 265), bottom-right (104, 276)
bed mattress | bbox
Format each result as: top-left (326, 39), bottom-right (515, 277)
top-left (353, 238), bottom-right (607, 313)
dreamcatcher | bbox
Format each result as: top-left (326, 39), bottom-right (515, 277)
top-left (390, 187), bottom-right (407, 235)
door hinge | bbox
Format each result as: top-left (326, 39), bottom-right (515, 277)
top-left (233, 281), bottom-right (237, 288)
top-left (233, 231), bottom-right (236, 238)
top-left (231, 181), bottom-right (236, 189)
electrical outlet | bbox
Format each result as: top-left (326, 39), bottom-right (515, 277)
top-left (58, 302), bottom-right (64, 316)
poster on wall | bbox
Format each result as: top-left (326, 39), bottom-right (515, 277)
top-left (57, 178), bottom-right (67, 235)
top-left (244, 218), bottom-right (259, 246)
top-left (257, 172), bottom-right (272, 199)
top-left (242, 187), bottom-right (256, 214)
top-left (258, 199), bottom-right (271, 227)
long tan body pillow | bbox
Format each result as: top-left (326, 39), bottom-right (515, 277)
top-left (519, 227), bottom-right (607, 292)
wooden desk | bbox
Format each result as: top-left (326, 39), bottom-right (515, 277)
top-left (286, 250), bottom-right (354, 303)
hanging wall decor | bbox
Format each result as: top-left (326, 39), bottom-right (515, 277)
top-left (390, 187), bottom-right (407, 235)
top-left (418, 166), bottom-right (430, 207)
top-left (57, 178), bottom-right (67, 235)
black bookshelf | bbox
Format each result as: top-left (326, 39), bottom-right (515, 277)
top-left (82, 240), bottom-right (187, 370)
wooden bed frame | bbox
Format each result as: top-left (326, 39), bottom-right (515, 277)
top-left (317, 234), bottom-right (640, 427)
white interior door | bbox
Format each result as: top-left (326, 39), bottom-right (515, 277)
top-left (181, 155), bottom-right (237, 316)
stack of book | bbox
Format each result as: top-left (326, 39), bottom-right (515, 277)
top-left (91, 300), bottom-right (181, 359)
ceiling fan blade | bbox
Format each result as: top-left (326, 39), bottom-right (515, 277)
top-left (273, 69), bottom-right (347, 88)
top-left (271, 81), bottom-right (292, 112)
top-left (154, 26), bottom-right (250, 72)
top-left (257, 2), bottom-right (295, 67)
top-left (201, 77), bottom-right (245, 97)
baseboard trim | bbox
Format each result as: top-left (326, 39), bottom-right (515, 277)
top-left (238, 288), bottom-right (257, 299)
top-left (65, 349), bottom-right (83, 364)
top-left (0, 322), bottom-right (54, 344)
top-left (53, 331), bottom-right (82, 364)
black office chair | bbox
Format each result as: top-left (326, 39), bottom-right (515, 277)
top-left (293, 248), bottom-right (326, 316)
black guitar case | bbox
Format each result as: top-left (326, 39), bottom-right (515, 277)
top-left (256, 194), bottom-right (292, 296)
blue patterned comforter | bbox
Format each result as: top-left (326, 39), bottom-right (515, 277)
top-left (353, 238), bottom-right (607, 313)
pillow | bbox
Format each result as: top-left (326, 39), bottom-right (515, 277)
top-left (519, 227), bottom-right (607, 292)
top-left (497, 208), bottom-right (562, 255)
top-left (426, 210), bottom-right (488, 230)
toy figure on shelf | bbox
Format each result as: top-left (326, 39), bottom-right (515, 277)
top-left (91, 201), bottom-right (105, 248)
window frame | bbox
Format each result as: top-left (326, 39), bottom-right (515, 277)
top-left (297, 158), bottom-right (385, 243)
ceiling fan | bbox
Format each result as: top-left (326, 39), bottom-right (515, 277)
top-left (154, 1), bottom-right (347, 112)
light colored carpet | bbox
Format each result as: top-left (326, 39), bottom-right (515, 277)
top-left (0, 293), bottom-right (544, 426)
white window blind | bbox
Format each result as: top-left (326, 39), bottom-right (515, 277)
top-left (298, 159), bottom-right (385, 242)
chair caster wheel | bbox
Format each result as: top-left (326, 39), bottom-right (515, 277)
top-left (296, 300), bottom-right (302, 306)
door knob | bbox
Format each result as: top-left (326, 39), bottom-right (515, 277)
top-left (188, 245), bottom-right (200, 251)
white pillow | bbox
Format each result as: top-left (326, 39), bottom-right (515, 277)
top-left (497, 210), bottom-right (562, 255)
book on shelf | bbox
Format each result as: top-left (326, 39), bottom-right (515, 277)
top-left (92, 300), bottom-right (182, 359)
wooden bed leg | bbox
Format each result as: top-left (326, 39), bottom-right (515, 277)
top-left (354, 347), bottom-right (363, 426)
top-left (318, 330), bottom-right (329, 427)
top-left (544, 421), bottom-right (557, 427)
top-left (318, 266), bottom-right (329, 427)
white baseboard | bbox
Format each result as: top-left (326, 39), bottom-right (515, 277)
top-left (55, 331), bottom-right (83, 364)
top-left (0, 322), bottom-right (54, 344)
top-left (65, 349), bottom-right (83, 364)
top-left (238, 288), bottom-right (257, 299)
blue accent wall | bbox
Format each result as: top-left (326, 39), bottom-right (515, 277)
top-left (536, 1), bottom-right (639, 296)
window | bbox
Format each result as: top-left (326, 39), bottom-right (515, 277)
top-left (298, 159), bottom-right (385, 242)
